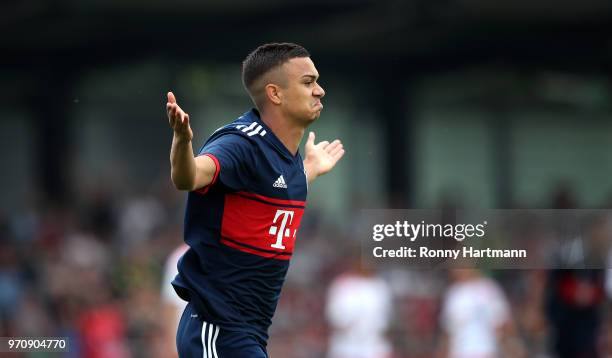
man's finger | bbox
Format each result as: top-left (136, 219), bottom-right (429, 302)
top-left (329, 143), bottom-right (344, 157)
top-left (318, 140), bottom-right (330, 149)
top-left (168, 91), bottom-right (177, 104)
top-left (325, 140), bottom-right (341, 153)
top-left (175, 103), bottom-right (185, 117)
top-left (168, 103), bottom-right (176, 115)
top-left (332, 149), bottom-right (345, 161)
top-left (172, 105), bottom-right (185, 121)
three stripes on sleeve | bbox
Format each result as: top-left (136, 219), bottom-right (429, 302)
top-left (236, 122), bottom-right (267, 137)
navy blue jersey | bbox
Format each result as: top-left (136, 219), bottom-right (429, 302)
top-left (172, 109), bottom-right (308, 345)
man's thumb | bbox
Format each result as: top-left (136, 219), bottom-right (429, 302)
top-left (307, 131), bottom-right (315, 146)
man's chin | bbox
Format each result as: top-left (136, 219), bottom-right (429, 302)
top-left (312, 109), bottom-right (322, 119)
top-left (297, 111), bottom-right (321, 126)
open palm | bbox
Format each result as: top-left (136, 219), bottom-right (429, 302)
top-left (304, 132), bottom-right (345, 178)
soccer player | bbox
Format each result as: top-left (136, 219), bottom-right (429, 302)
top-left (439, 269), bottom-right (525, 358)
top-left (166, 43), bottom-right (345, 358)
top-left (326, 262), bottom-right (393, 358)
top-left (161, 243), bottom-right (189, 357)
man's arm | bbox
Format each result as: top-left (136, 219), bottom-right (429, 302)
top-left (167, 92), bottom-right (217, 191)
top-left (303, 131), bottom-right (345, 184)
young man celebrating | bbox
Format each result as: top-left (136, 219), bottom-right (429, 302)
top-left (166, 43), bottom-right (345, 357)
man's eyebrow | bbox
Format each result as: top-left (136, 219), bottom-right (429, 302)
top-left (301, 74), bottom-right (319, 80)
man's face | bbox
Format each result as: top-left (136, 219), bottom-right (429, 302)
top-left (279, 57), bottom-right (325, 123)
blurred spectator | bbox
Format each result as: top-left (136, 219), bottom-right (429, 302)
top-left (79, 305), bottom-right (130, 358)
top-left (117, 192), bottom-right (165, 249)
top-left (0, 243), bottom-right (24, 326)
top-left (78, 280), bottom-right (130, 358)
top-left (607, 250), bottom-right (612, 299)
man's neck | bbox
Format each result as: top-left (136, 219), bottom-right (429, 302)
top-left (258, 109), bottom-right (304, 156)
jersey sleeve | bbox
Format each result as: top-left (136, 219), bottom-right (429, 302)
top-left (195, 133), bottom-right (257, 193)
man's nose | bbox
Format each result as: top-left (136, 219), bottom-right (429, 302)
top-left (314, 83), bottom-right (325, 98)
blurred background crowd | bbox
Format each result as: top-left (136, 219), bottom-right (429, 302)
top-left (3, 0), bottom-right (612, 357)
top-left (3, 183), bottom-right (612, 357)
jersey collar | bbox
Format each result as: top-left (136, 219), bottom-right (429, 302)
top-left (247, 109), bottom-right (301, 160)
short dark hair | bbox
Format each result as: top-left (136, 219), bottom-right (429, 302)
top-left (242, 43), bottom-right (310, 94)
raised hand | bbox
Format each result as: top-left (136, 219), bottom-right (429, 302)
top-left (303, 131), bottom-right (345, 182)
top-left (167, 91), bottom-right (193, 142)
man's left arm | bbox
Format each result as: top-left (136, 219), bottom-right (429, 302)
top-left (303, 131), bottom-right (345, 185)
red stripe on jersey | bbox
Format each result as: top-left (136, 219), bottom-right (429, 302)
top-left (221, 192), bottom-right (304, 258)
top-left (193, 154), bottom-right (220, 195)
top-left (235, 191), bottom-right (306, 207)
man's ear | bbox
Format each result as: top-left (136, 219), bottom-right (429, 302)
top-left (265, 84), bottom-right (282, 105)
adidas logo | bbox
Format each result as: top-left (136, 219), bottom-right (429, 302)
top-left (273, 175), bottom-right (287, 189)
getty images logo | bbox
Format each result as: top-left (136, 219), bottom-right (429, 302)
top-left (268, 210), bottom-right (295, 249)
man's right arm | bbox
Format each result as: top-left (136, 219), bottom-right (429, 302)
top-left (167, 92), bottom-right (217, 191)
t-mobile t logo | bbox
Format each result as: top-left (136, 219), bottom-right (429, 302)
top-left (268, 209), bottom-right (295, 249)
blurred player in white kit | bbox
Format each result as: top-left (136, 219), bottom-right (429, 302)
top-left (326, 264), bottom-right (393, 358)
top-left (161, 244), bottom-right (189, 357)
top-left (438, 268), bottom-right (524, 358)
